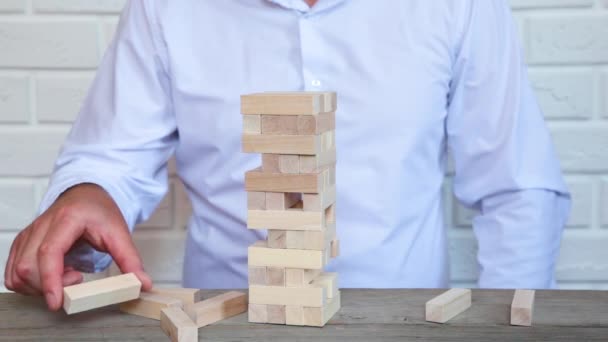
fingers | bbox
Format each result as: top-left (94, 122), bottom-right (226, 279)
top-left (61, 270), bottom-right (83, 287)
top-left (37, 216), bottom-right (84, 311)
top-left (103, 227), bottom-right (152, 291)
top-left (4, 232), bottom-right (21, 291)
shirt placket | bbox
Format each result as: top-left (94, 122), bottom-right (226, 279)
top-left (299, 11), bottom-right (325, 91)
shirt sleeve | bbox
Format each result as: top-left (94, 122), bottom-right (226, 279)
top-left (446, 0), bottom-right (571, 289)
top-left (38, 0), bottom-right (177, 273)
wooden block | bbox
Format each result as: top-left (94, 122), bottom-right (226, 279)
top-left (267, 305), bottom-right (286, 324)
top-left (241, 92), bottom-right (335, 115)
top-left (511, 289), bottom-right (535, 326)
top-left (285, 269), bottom-right (322, 287)
top-left (184, 291), bottom-right (247, 328)
top-left (325, 204), bottom-right (336, 224)
top-left (279, 155), bottom-right (300, 173)
top-left (311, 273), bottom-right (338, 299)
top-left (242, 131), bottom-right (332, 155)
top-left (267, 230), bottom-right (287, 248)
top-left (248, 241), bottom-right (327, 269)
top-left (262, 154), bottom-right (280, 173)
top-left (63, 273), bottom-right (141, 315)
top-left (261, 115), bottom-right (298, 135)
top-left (160, 307), bottom-right (198, 342)
top-left (248, 266), bottom-right (267, 285)
top-left (149, 288), bottom-right (202, 306)
top-left (330, 239), bottom-right (340, 258)
top-left (247, 191), bottom-right (266, 210)
top-left (243, 114), bottom-right (261, 134)
top-left (267, 267), bottom-right (286, 286)
top-left (248, 303), bottom-right (268, 323)
top-left (297, 111), bottom-right (335, 135)
top-left (266, 192), bottom-right (301, 210)
top-left (248, 207), bottom-right (326, 231)
top-left (303, 185), bottom-right (336, 211)
top-left (282, 223), bottom-right (336, 251)
top-left (245, 166), bottom-right (331, 193)
top-left (425, 289), bottom-right (472, 324)
top-left (299, 148), bottom-right (336, 174)
top-left (303, 291), bottom-right (341, 327)
top-left (285, 305), bottom-right (304, 326)
top-left (249, 285), bottom-right (325, 307)
top-left (120, 292), bottom-right (182, 320)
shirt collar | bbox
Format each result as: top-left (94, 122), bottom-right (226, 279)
top-left (266, 0), bottom-right (347, 14)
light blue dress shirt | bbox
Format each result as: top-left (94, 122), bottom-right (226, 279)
top-left (39, 0), bottom-right (570, 289)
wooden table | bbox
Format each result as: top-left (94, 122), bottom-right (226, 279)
top-left (1, 289), bottom-right (607, 341)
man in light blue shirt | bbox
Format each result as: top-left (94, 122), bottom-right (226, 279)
top-left (4, 0), bottom-right (570, 311)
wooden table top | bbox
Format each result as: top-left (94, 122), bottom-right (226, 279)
top-left (1, 289), bottom-right (608, 341)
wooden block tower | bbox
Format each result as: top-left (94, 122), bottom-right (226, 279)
top-left (241, 92), bottom-right (340, 327)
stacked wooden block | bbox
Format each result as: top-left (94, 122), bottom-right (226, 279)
top-left (242, 92), bottom-right (340, 327)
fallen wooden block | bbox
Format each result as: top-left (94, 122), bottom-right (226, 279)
top-left (184, 291), bottom-right (247, 328)
top-left (160, 307), bottom-right (198, 342)
top-left (63, 273), bottom-right (141, 315)
top-left (511, 289), bottom-right (535, 326)
top-left (249, 241), bottom-right (327, 269)
top-left (425, 289), bottom-right (471, 323)
top-left (249, 285), bottom-right (325, 307)
top-left (148, 288), bottom-right (201, 306)
top-left (120, 292), bottom-right (182, 320)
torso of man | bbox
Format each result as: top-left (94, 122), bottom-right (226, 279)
top-left (167, 0), bottom-right (454, 288)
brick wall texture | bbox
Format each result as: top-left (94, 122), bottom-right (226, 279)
top-left (1, 0), bottom-right (607, 291)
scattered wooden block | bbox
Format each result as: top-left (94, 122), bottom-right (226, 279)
top-left (511, 289), bottom-right (535, 326)
top-left (63, 273), bottom-right (141, 315)
top-left (267, 305), bottom-right (286, 324)
top-left (245, 166), bottom-right (332, 194)
top-left (184, 291), bottom-right (247, 328)
top-left (425, 289), bottom-right (472, 324)
top-left (249, 241), bottom-right (327, 269)
top-left (249, 285), bottom-right (325, 307)
top-left (247, 191), bottom-right (266, 210)
top-left (241, 92), bottom-right (335, 115)
top-left (242, 130), bottom-right (334, 155)
top-left (248, 266), bottom-right (267, 285)
top-left (248, 303), bottom-right (268, 323)
top-left (330, 239), bottom-right (340, 258)
top-left (261, 115), bottom-right (298, 135)
top-left (297, 111), bottom-right (335, 135)
top-left (267, 267), bottom-right (286, 286)
top-left (248, 207), bottom-right (326, 231)
top-left (303, 185), bottom-right (336, 211)
top-left (285, 269), bottom-right (322, 287)
top-left (303, 292), bottom-right (341, 327)
top-left (120, 292), bottom-right (182, 320)
top-left (311, 273), bottom-right (338, 299)
top-left (266, 192), bottom-right (301, 210)
top-left (160, 307), bottom-right (198, 342)
top-left (149, 288), bottom-right (202, 306)
top-left (243, 114), bottom-right (261, 134)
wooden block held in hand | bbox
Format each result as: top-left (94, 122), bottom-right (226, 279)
top-left (149, 288), bottom-right (202, 306)
top-left (511, 289), bottom-right (535, 326)
top-left (184, 291), bottom-right (247, 328)
top-left (160, 307), bottom-right (198, 342)
top-left (63, 273), bottom-right (141, 315)
top-left (425, 289), bottom-right (471, 324)
top-left (120, 292), bottom-right (182, 320)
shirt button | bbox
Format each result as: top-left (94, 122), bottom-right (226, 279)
top-left (311, 79), bottom-right (322, 87)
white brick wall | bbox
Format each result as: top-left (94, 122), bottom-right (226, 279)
top-left (0, 0), bottom-right (607, 291)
